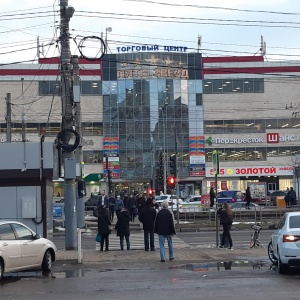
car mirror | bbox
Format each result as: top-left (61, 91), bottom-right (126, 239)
top-left (34, 233), bottom-right (41, 240)
top-left (268, 224), bottom-right (277, 230)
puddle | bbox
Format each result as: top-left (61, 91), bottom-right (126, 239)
top-left (171, 260), bottom-right (271, 272)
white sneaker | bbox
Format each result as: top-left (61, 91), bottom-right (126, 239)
top-left (228, 247), bottom-right (234, 250)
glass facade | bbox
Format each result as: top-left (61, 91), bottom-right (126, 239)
top-left (102, 52), bottom-right (204, 180)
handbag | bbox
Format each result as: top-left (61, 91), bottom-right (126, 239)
top-left (95, 233), bottom-right (102, 243)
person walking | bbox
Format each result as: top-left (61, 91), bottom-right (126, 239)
top-left (115, 207), bottom-right (131, 250)
top-left (209, 187), bottom-right (215, 208)
top-left (97, 192), bottom-right (108, 207)
top-left (128, 194), bottom-right (137, 222)
top-left (245, 187), bottom-right (251, 209)
top-left (97, 205), bottom-right (111, 251)
top-left (108, 194), bottom-right (116, 222)
top-left (217, 202), bottom-right (234, 250)
top-left (139, 198), bottom-right (157, 251)
top-left (115, 195), bottom-right (124, 219)
top-left (154, 200), bottom-right (176, 262)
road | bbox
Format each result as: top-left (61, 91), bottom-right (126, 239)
top-left (177, 229), bottom-right (273, 249)
top-left (1, 229), bottom-right (300, 299)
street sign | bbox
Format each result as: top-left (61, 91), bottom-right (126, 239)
top-left (212, 150), bottom-right (219, 175)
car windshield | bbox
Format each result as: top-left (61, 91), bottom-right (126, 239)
top-left (289, 216), bottom-right (300, 228)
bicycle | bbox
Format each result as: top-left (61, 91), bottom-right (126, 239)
top-left (250, 223), bottom-right (262, 248)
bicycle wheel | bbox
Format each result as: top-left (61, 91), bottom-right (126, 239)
top-left (250, 232), bottom-right (258, 248)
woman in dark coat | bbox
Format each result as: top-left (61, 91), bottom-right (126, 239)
top-left (97, 205), bottom-right (111, 251)
top-left (115, 208), bottom-right (131, 250)
top-left (217, 202), bottom-right (233, 250)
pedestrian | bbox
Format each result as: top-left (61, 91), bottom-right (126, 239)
top-left (108, 194), bottom-right (116, 222)
top-left (115, 207), bottom-right (131, 250)
top-left (139, 198), bottom-right (157, 251)
top-left (97, 191), bottom-right (108, 207)
top-left (245, 187), bottom-right (251, 209)
top-left (115, 195), bottom-right (124, 218)
top-left (137, 193), bottom-right (146, 215)
top-left (217, 202), bottom-right (234, 250)
top-left (128, 194), bottom-right (137, 222)
top-left (288, 187), bottom-right (297, 206)
top-left (123, 194), bottom-right (130, 209)
top-left (97, 205), bottom-right (111, 251)
top-left (154, 200), bottom-right (176, 262)
top-left (209, 187), bottom-right (215, 208)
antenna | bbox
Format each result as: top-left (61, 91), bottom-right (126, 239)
top-left (197, 35), bottom-right (202, 53)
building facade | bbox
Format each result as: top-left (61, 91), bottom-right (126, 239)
top-left (1, 52), bottom-right (300, 197)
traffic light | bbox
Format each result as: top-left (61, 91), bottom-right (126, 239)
top-left (167, 176), bottom-right (176, 189)
top-left (148, 188), bottom-right (153, 196)
top-left (107, 169), bottom-right (113, 194)
top-left (170, 155), bottom-right (177, 176)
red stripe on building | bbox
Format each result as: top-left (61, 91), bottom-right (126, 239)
top-left (202, 56), bottom-right (264, 63)
top-left (39, 57), bottom-right (102, 65)
top-left (0, 69), bottom-right (101, 76)
top-left (203, 66), bottom-right (300, 75)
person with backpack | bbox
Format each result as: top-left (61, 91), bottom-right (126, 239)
top-left (217, 202), bottom-right (234, 250)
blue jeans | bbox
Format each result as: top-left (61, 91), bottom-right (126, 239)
top-left (120, 235), bottom-right (130, 250)
top-left (158, 235), bottom-right (174, 261)
top-left (144, 230), bottom-right (155, 251)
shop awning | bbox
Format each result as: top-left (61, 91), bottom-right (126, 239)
top-left (83, 173), bottom-right (103, 182)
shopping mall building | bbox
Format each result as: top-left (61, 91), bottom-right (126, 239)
top-left (1, 47), bottom-right (300, 197)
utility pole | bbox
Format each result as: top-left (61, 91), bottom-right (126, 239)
top-left (60, 0), bottom-right (77, 250)
top-left (6, 93), bottom-right (11, 142)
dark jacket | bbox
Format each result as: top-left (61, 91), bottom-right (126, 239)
top-left (217, 207), bottom-right (233, 226)
top-left (245, 188), bottom-right (251, 201)
top-left (138, 206), bottom-right (157, 231)
top-left (115, 209), bottom-right (130, 237)
top-left (137, 195), bottom-right (145, 210)
top-left (97, 207), bottom-right (111, 235)
top-left (154, 208), bottom-right (176, 236)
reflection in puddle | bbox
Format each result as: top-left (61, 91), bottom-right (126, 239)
top-left (171, 260), bottom-right (270, 272)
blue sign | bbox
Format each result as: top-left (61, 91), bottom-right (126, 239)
top-left (53, 204), bottom-right (64, 218)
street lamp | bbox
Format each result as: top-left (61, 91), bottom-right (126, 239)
top-left (101, 27), bottom-right (112, 54)
top-left (160, 99), bottom-right (168, 194)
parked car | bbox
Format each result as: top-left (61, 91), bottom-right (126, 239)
top-left (0, 221), bottom-right (57, 280)
top-left (266, 190), bottom-right (287, 206)
top-left (156, 198), bottom-right (184, 211)
top-left (85, 195), bottom-right (99, 210)
top-left (217, 190), bottom-right (244, 204)
top-left (183, 195), bottom-right (202, 205)
top-left (229, 202), bottom-right (261, 210)
top-left (155, 194), bottom-right (182, 202)
top-left (268, 212), bottom-right (300, 274)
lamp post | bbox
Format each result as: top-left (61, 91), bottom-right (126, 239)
top-left (161, 99), bottom-right (168, 194)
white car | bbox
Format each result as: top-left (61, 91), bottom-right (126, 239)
top-left (156, 198), bottom-right (184, 211)
top-left (268, 212), bottom-right (300, 274)
top-left (0, 221), bottom-right (57, 280)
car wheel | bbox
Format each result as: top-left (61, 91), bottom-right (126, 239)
top-left (42, 250), bottom-right (52, 272)
top-left (278, 250), bottom-right (289, 274)
top-left (0, 259), bottom-right (3, 280)
top-left (268, 242), bottom-right (278, 264)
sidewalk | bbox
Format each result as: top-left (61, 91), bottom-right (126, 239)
top-left (55, 243), bottom-right (269, 267)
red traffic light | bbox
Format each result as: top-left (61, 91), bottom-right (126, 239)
top-left (167, 176), bottom-right (176, 188)
top-left (148, 188), bottom-right (153, 195)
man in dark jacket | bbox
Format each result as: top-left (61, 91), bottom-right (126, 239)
top-left (139, 198), bottom-right (157, 251)
top-left (154, 200), bottom-right (176, 262)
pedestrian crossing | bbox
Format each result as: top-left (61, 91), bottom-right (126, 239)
top-left (95, 232), bottom-right (190, 251)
